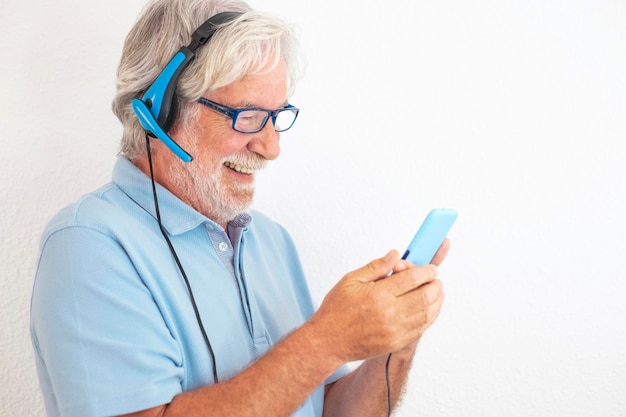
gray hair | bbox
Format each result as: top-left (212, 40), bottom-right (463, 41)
top-left (112, 0), bottom-right (303, 160)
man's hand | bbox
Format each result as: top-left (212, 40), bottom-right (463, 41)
top-left (312, 239), bottom-right (449, 364)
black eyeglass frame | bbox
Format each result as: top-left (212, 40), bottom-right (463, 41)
top-left (197, 97), bottom-right (300, 133)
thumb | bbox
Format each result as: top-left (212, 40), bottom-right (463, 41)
top-left (349, 250), bottom-right (401, 283)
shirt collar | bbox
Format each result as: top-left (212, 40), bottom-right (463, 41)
top-left (112, 157), bottom-right (251, 235)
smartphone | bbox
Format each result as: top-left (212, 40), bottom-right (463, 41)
top-left (402, 208), bottom-right (458, 266)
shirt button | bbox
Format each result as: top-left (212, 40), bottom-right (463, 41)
top-left (218, 241), bottom-right (228, 252)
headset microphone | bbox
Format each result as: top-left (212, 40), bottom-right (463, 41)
top-left (132, 11), bottom-right (243, 163)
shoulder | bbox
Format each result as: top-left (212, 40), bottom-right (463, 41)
top-left (39, 183), bottom-right (150, 248)
top-left (247, 210), bottom-right (295, 244)
top-left (248, 209), bottom-right (286, 231)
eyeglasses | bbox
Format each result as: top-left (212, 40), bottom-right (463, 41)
top-left (197, 97), bottom-right (300, 133)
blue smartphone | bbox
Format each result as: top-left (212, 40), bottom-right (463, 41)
top-left (402, 208), bottom-right (458, 266)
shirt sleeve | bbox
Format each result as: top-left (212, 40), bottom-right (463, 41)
top-left (31, 225), bottom-right (184, 417)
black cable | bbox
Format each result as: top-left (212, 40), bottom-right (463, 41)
top-left (145, 136), bottom-right (391, 405)
top-left (145, 136), bottom-right (219, 383)
top-left (386, 352), bottom-right (392, 417)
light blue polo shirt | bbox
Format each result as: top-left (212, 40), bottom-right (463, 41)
top-left (31, 157), bottom-right (347, 417)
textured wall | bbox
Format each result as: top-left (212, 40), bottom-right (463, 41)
top-left (2, 1), bottom-right (626, 416)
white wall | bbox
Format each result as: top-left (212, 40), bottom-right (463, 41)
top-left (2, 0), bottom-right (625, 416)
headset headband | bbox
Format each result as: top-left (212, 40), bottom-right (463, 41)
top-left (132, 11), bottom-right (243, 162)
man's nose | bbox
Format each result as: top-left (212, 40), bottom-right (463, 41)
top-left (248, 120), bottom-right (281, 160)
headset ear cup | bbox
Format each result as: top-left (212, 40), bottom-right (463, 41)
top-left (161, 95), bottom-right (178, 133)
top-left (132, 12), bottom-right (242, 162)
top-left (132, 98), bottom-right (193, 162)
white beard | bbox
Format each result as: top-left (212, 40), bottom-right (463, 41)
top-left (168, 151), bottom-right (266, 225)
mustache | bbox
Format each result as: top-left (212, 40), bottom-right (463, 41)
top-left (223, 152), bottom-right (268, 171)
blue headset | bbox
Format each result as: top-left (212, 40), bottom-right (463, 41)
top-left (132, 11), bottom-right (243, 162)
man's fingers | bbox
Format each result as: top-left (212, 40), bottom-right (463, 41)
top-left (382, 264), bottom-right (439, 297)
top-left (430, 238), bottom-right (450, 266)
top-left (350, 250), bottom-right (401, 283)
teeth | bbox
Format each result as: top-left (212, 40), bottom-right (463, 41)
top-left (224, 161), bottom-right (255, 174)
